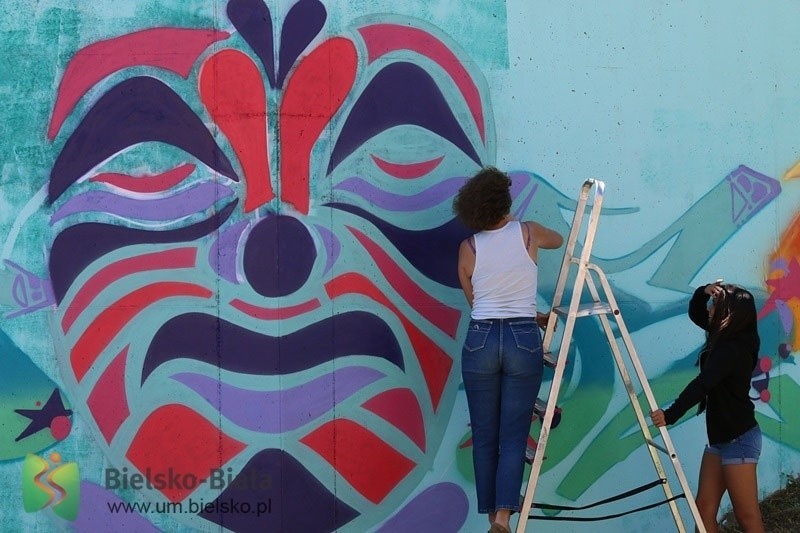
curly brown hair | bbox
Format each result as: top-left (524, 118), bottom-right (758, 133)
top-left (452, 166), bottom-right (512, 231)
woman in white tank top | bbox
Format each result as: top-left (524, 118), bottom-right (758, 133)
top-left (453, 167), bottom-right (563, 533)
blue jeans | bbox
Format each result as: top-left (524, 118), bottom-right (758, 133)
top-left (462, 317), bottom-right (544, 513)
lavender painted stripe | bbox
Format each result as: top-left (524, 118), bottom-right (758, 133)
top-left (172, 366), bottom-right (385, 432)
top-left (314, 224), bottom-right (341, 276)
top-left (50, 181), bottom-right (234, 224)
top-left (508, 171), bottom-right (531, 200)
top-left (210, 220), bottom-right (248, 283)
top-left (513, 182), bottom-right (538, 219)
top-left (771, 258), bottom-right (789, 272)
top-left (335, 176), bottom-right (467, 211)
top-left (376, 482), bottom-right (469, 533)
top-left (75, 481), bottom-right (160, 532)
top-left (776, 299), bottom-right (793, 333)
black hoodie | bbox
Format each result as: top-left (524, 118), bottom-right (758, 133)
top-left (663, 285), bottom-right (759, 445)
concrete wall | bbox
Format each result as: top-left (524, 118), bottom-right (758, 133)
top-left (2, 1), bottom-right (800, 531)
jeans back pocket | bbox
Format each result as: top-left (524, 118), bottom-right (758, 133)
top-left (509, 320), bottom-right (541, 354)
top-left (463, 321), bottom-right (492, 352)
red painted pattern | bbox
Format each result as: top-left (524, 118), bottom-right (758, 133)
top-left (70, 282), bottom-right (213, 382)
top-left (49, 28), bottom-right (229, 139)
top-left (230, 297), bottom-right (321, 319)
top-left (279, 37), bottom-right (357, 213)
top-left (89, 164), bottom-right (196, 193)
top-left (362, 388), bottom-right (426, 452)
top-left (87, 347), bottom-right (130, 443)
top-left (358, 24), bottom-right (485, 141)
top-left (349, 227), bottom-right (461, 338)
top-left (127, 404), bottom-right (245, 502)
top-left (61, 248), bottom-right (197, 334)
top-left (300, 419), bottom-right (415, 504)
top-left (370, 154), bottom-right (444, 179)
top-left (325, 273), bottom-right (453, 412)
top-left (200, 50), bottom-right (274, 212)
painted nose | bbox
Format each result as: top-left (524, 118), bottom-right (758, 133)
top-left (243, 214), bottom-right (316, 297)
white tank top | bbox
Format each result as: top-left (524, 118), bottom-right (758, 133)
top-left (471, 221), bottom-right (538, 319)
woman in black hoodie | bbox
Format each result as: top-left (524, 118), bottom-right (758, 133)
top-left (651, 281), bottom-right (764, 533)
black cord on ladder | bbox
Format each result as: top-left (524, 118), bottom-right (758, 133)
top-left (528, 479), bottom-right (686, 521)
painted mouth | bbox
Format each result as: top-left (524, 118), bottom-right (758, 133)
top-left (142, 310), bottom-right (404, 383)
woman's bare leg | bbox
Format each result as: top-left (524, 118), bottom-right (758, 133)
top-left (721, 463), bottom-right (763, 533)
top-left (695, 451), bottom-right (726, 532)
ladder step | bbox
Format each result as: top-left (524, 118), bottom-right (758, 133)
top-left (554, 302), bottom-right (613, 317)
top-left (543, 351), bottom-right (556, 368)
top-left (525, 443), bottom-right (538, 464)
top-left (534, 398), bottom-right (546, 412)
top-left (533, 398), bottom-right (562, 428)
top-left (645, 438), bottom-right (669, 455)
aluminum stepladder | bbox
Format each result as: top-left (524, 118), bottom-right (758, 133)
top-left (515, 179), bottom-right (706, 533)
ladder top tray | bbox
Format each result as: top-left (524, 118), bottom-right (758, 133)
top-left (553, 302), bottom-right (613, 318)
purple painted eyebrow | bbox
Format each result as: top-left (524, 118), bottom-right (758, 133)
top-left (327, 62), bottom-right (481, 175)
top-left (48, 200), bottom-right (237, 303)
top-left (325, 202), bottom-right (472, 289)
top-left (49, 76), bottom-right (237, 203)
top-left (48, 28), bottom-right (229, 140)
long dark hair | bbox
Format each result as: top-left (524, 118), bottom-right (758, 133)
top-left (705, 284), bottom-right (758, 352)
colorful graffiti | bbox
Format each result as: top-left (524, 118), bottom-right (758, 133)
top-left (16, 0), bottom-right (494, 530)
top-left (4, 1), bottom-right (800, 532)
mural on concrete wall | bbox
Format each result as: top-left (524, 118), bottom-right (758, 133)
top-left (3, 0), bottom-right (800, 532)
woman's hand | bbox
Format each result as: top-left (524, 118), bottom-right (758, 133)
top-left (536, 311), bottom-right (553, 331)
top-left (704, 280), bottom-right (724, 299)
top-left (650, 409), bottom-right (666, 427)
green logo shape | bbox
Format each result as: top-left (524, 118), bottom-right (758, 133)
top-left (22, 452), bottom-right (80, 521)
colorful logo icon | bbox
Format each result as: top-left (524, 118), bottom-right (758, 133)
top-left (22, 452), bottom-right (80, 521)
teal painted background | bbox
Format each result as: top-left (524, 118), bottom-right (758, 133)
top-left (2, 1), bottom-right (800, 532)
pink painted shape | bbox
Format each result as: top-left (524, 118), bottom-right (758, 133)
top-left (370, 154), bottom-right (444, 179)
top-left (89, 164), bottom-right (195, 193)
top-left (61, 248), bottom-right (197, 334)
top-left (348, 227), bottom-right (461, 338)
top-left (49, 416), bottom-right (72, 441)
top-left (230, 298), bottom-right (321, 319)
top-left (86, 347), bottom-right (130, 443)
top-left (358, 24), bottom-right (485, 142)
top-left (362, 388), bottom-right (426, 452)
top-left (200, 50), bottom-right (273, 212)
top-left (280, 37), bottom-right (357, 214)
top-left (48, 28), bottom-right (230, 140)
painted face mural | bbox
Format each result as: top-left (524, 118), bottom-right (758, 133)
top-left (45, 0), bottom-right (495, 530)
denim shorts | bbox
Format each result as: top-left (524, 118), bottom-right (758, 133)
top-left (705, 425), bottom-right (762, 465)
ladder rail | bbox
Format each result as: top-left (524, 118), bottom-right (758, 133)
top-left (517, 262), bottom-right (590, 533)
top-left (583, 270), bottom-right (685, 532)
top-left (515, 317), bottom-right (574, 533)
top-left (590, 265), bottom-right (706, 533)
top-left (516, 178), bottom-right (706, 533)
top-left (542, 180), bottom-right (596, 351)
top-left (518, 180), bottom-right (601, 533)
